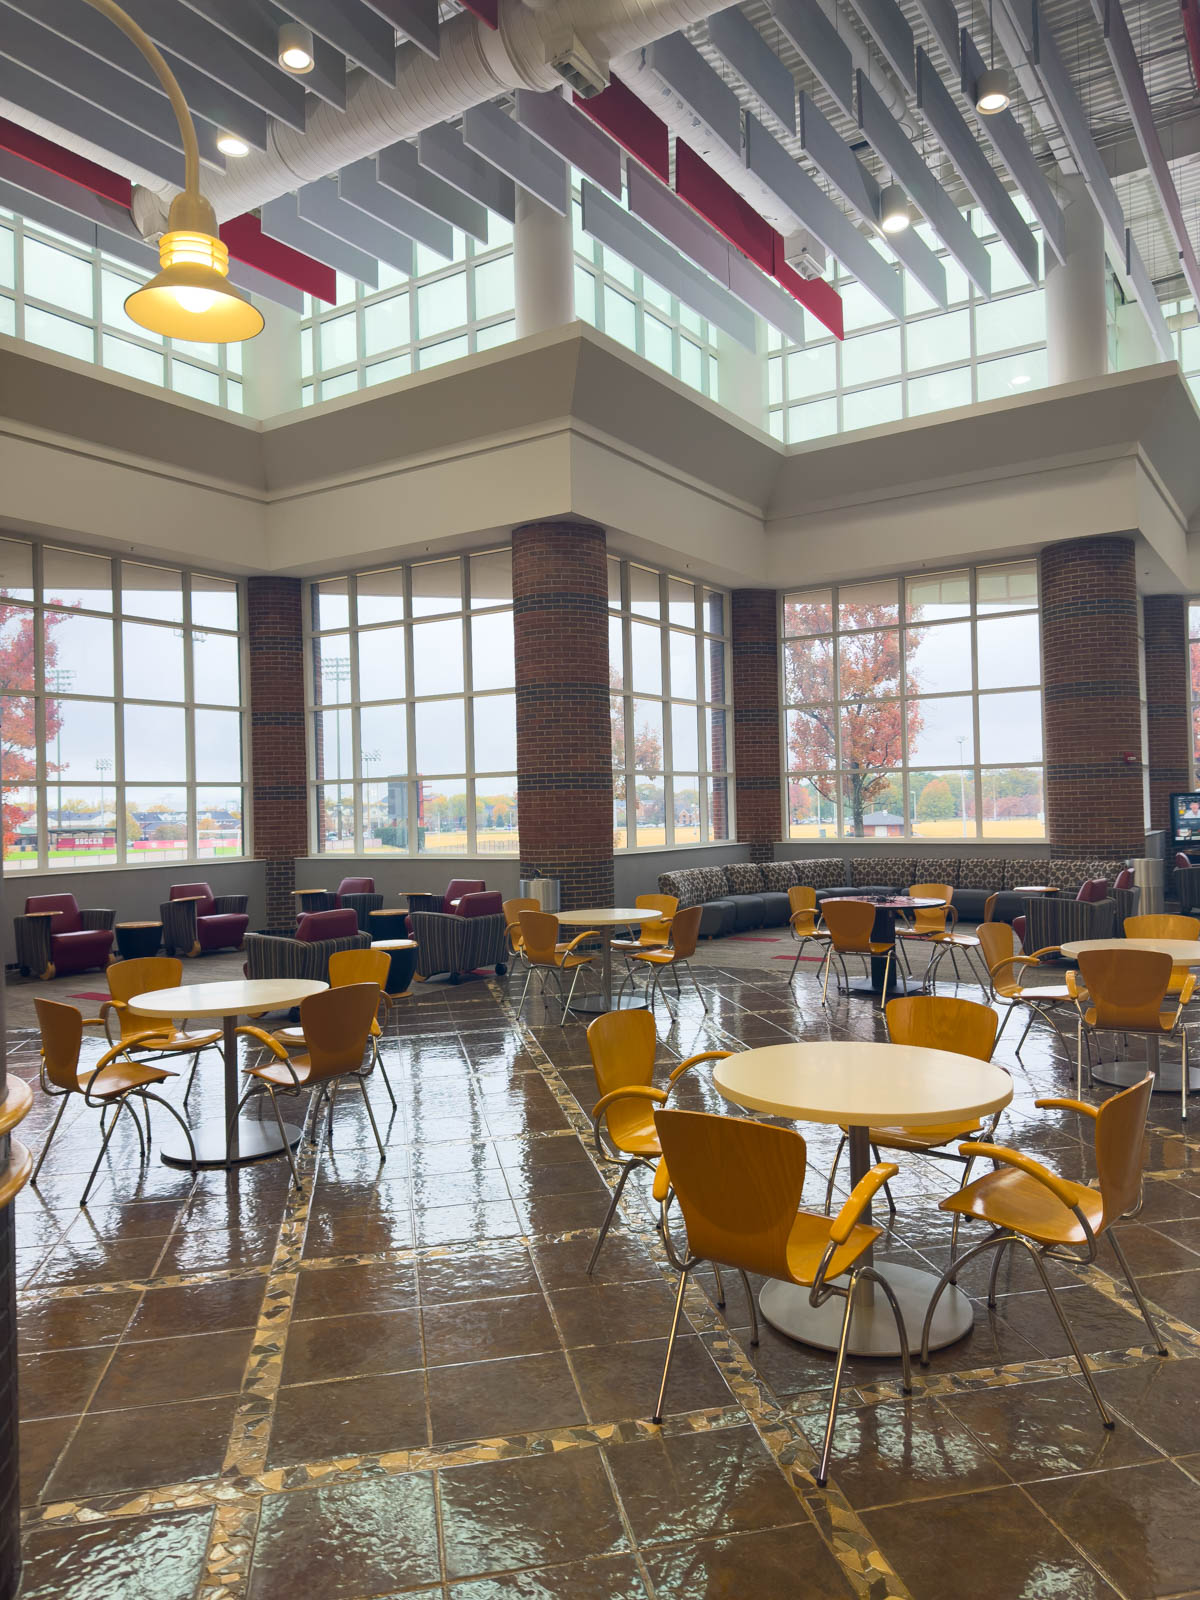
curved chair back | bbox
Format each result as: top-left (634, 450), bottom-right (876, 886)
top-left (444, 878), bottom-right (485, 913)
top-left (502, 898), bottom-right (540, 952)
top-left (1113, 867), bottom-right (1134, 892)
top-left (907, 884), bottom-right (952, 935)
top-left (519, 910), bottom-right (560, 966)
top-left (1094, 1076), bottom-right (1154, 1229)
top-left (1125, 914), bottom-right (1200, 941)
top-left (171, 882), bottom-right (215, 916)
top-left (654, 1108), bottom-right (808, 1280)
top-left (25, 893), bottom-right (82, 933)
top-left (665, 904), bottom-right (702, 960)
top-left (587, 1010), bottom-right (657, 1145)
top-left (821, 898), bottom-right (878, 952)
top-left (35, 997), bottom-right (83, 1091)
top-left (336, 876), bottom-right (374, 899)
top-left (296, 908), bottom-right (359, 942)
top-left (982, 893), bottom-right (999, 924)
top-left (635, 893), bottom-right (677, 945)
top-left (106, 956), bottom-right (183, 1040)
top-left (977, 919), bottom-right (1016, 973)
top-left (788, 885), bottom-right (819, 932)
top-left (295, 984), bottom-right (380, 1080)
top-left (885, 994), bottom-right (997, 1061)
top-left (1077, 877), bottom-right (1109, 903)
top-left (328, 946), bottom-right (391, 991)
top-left (1077, 948), bottom-right (1172, 1030)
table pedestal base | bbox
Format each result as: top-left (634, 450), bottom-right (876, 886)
top-left (160, 1117), bottom-right (303, 1169)
top-left (759, 1262), bottom-right (973, 1356)
top-left (1092, 1058), bottom-right (1200, 1093)
top-left (568, 994), bottom-right (647, 1016)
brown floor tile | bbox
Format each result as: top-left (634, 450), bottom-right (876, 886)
top-left (20, 1415), bottom-right (77, 1506)
top-left (45, 1394), bottom-right (242, 1499)
top-left (1096, 1355), bottom-right (1200, 1455)
top-left (987, 1280), bottom-right (1149, 1359)
top-left (415, 1197), bottom-right (522, 1247)
top-left (417, 1242), bottom-right (541, 1306)
top-left (604, 1424), bottom-right (804, 1547)
top-left (301, 1204), bottom-right (414, 1259)
top-left (548, 1279), bottom-right (680, 1348)
top-left (439, 1448), bottom-right (629, 1579)
top-left (501, 1160), bottom-right (608, 1202)
top-left (19, 1345), bottom-right (111, 1419)
top-left (1099, 1222), bottom-right (1200, 1277)
top-left (428, 1352), bottom-right (585, 1444)
top-left (266, 1369), bottom-right (428, 1467)
top-left (19, 1507), bottom-right (214, 1600)
top-left (248, 1475), bottom-right (440, 1600)
top-left (66, 1199), bottom-right (187, 1240)
top-left (125, 1277), bottom-right (265, 1342)
top-left (422, 1292), bottom-right (558, 1367)
top-left (862, 1484), bottom-right (1119, 1600)
top-left (1137, 1266), bottom-right (1200, 1325)
top-left (940, 1374), bottom-right (1161, 1482)
top-left (33, 1234), bottom-right (168, 1289)
top-left (528, 1232), bottom-right (662, 1290)
top-left (447, 1554), bottom-right (650, 1598)
top-left (1134, 1175), bottom-right (1200, 1224)
top-left (572, 1334), bottom-right (733, 1424)
top-left (281, 1308), bottom-right (423, 1386)
top-left (155, 1225), bottom-right (279, 1277)
top-left (90, 1327), bottom-right (254, 1412)
top-left (515, 1190), bottom-right (617, 1235)
top-left (1036, 1459), bottom-right (1200, 1598)
top-left (644, 1523), bottom-right (854, 1599)
top-left (291, 1260), bottom-right (417, 1321)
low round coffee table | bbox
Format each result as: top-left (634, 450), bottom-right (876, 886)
top-left (115, 921), bottom-right (161, 960)
top-left (369, 908), bottom-right (410, 941)
top-left (371, 938), bottom-right (418, 995)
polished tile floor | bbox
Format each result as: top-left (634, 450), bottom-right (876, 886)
top-left (7, 935), bottom-right (1200, 1599)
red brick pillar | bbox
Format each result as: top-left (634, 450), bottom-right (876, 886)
top-left (513, 521), bottom-right (613, 908)
top-left (1040, 537), bottom-right (1145, 856)
top-left (731, 589), bottom-right (783, 863)
top-left (1144, 595), bottom-right (1192, 833)
top-left (247, 577), bottom-right (308, 929)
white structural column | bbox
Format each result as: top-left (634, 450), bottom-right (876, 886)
top-left (1045, 177), bottom-right (1107, 385)
top-left (514, 188), bottom-right (574, 338)
top-left (717, 324), bottom-right (767, 432)
top-left (241, 298), bottom-right (303, 418)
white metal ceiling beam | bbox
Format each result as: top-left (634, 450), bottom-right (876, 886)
top-left (182, 0), bottom-right (347, 111)
top-left (261, 191), bottom-right (379, 285)
top-left (707, 6), bottom-right (796, 134)
top-left (298, 176), bottom-right (414, 274)
top-left (461, 102), bottom-right (568, 215)
top-left (372, 136), bottom-right (488, 241)
top-left (358, 0), bottom-right (439, 60)
top-left (273, 2), bottom-right (396, 84)
top-left (515, 89), bottom-right (622, 198)
top-left (843, 0), bottom-right (915, 94)
top-left (342, 154), bottom-right (453, 257)
top-left (908, 0), bottom-right (959, 71)
top-left (417, 123), bottom-right (516, 222)
top-left (770, 0), bottom-right (854, 120)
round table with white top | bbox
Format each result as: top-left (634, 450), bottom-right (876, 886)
top-left (714, 1040), bottom-right (1013, 1355)
top-left (1060, 938), bottom-right (1200, 1093)
top-left (555, 908), bottom-right (661, 1014)
top-left (129, 978), bottom-right (327, 1167)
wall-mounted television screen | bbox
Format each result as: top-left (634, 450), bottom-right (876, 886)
top-left (1170, 792), bottom-right (1200, 846)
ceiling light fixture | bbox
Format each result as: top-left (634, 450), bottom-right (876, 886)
top-left (879, 182), bottom-right (910, 235)
top-left (216, 131), bottom-right (251, 158)
top-left (277, 22), bottom-right (316, 74)
top-left (79, 0), bottom-right (262, 342)
top-left (976, 0), bottom-right (1011, 114)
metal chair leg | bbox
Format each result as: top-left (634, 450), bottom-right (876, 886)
top-left (712, 1262), bottom-right (726, 1307)
top-left (517, 966), bottom-right (534, 1019)
top-left (266, 1086), bottom-right (302, 1189)
top-left (356, 1073), bottom-right (386, 1160)
top-left (920, 1232), bottom-right (1009, 1363)
top-left (652, 1262), bottom-right (692, 1423)
top-left (1020, 1240), bottom-right (1114, 1427)
top-left (821, 947), bottom-right (834, 1004)
top-left (859, 1266), bottom-right (912, 1394)
top-left (80, 1095), bottom-right (128, 1206)
top-left (994, 1002), bottom-right (1014, 1046)
top-left (1015, 1006), bottom-right (1036, 1056)
top-left (324, 1078), bottom-right (340, 1149)
top-left (816, 1277), bottom-right (859, 1487)
top-left (137, 1090), bottom-right (198, 1180)
top-left (372, 1047), bottom-right (398, 1111)
top-left (823, 1135), bottom-right (847, 1215)
top-left (31, 1095), bottom-right (70, 1187)
top-left (562, 965), bottom-right (584, 1025)
top-left (587, 1160), bottom-right (636, 1275)
top-left (1108, 1228), bottom-right (1168, 1355)
top-left (737, 1269), bottom-right (759, 1346)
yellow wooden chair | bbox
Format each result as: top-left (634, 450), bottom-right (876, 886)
top-left (584, 1009), bottom-right (729, 1275)
top-left (786, 886), bottom-right (829, 983)
top-left (1069, 946), bottom-right (1193, 1119)
top-left (1124, 914), bottom-right (1200, 999)
top-left (900, 882), bottom-right (987, 989)
top-left (516, 910), bottom-right (598, 1023)
top-left (976, 920), bottom-right (1077, 1056)
top-left (102, 956), bottom-right (223, 1106)
top-left (269, 946), bottom-right (397, 1109)
top-left (502, 897), bottom-right (541, 969)
top-left (620, 905), bottom-right (706, 1013)
top-left (611, 894), bottom-right (677, 958)
top-left (653, 1106), bottom-right (907, 1485)
top-left (818, 898), bottom-right (896, 1009)
top-left (919, 1076), bottom-right (1166, 1425)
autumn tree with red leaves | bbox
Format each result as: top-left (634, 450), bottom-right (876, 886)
top-left (1, 602), bottom-right (63, 852)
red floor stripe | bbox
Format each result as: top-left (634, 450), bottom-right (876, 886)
top-left (69, 991), bottom-right (110, 1000)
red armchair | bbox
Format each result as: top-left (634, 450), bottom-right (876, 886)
top-left (15, 894), bottom-right (114, 980)
top-left (296, 909), bottom-right (359, 941)
top-left (161, 882), bottom-right (249, 958)
top-left (243, 909), bottom-right (370, 982)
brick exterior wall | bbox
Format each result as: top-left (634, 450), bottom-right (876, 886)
top-left (1041, 537), bottom-right (1145, 857)
top-left (247, 577), bottom-right (308, 930)
top-left (1144, 594), bottom-right (1192, 832)
top-left (731, 589), bottom-right (783, 863)
top-left (513, 521), bottom-right (614, 908)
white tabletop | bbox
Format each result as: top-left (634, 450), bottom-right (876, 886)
top-left (129, 978), bottom-right (328, 1019)
top-left (714, 1040), bottom-right (1012, 1129)
top-left (556, 908), bottom-right (659, 928)
top-left (1061, 938), bottom-right (1200, 964)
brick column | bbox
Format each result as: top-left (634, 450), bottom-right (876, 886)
top-left (247, 577), bottom-right (308, 930)
top-left (513, 520), bottom-right (613, 909)
top-left (1040, 537), bottom-right (1145, 856)
top-left (731, 589), bottom-right (783, 863)
top-left (1144, 594), bottom-right (1192, 833)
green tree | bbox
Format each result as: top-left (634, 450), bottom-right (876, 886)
top-left (916, 777), bottom-right (956, 822)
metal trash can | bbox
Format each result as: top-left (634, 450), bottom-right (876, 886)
top-left (1131, 857), bottom-right (1164, 917)
top-left (519, 876), bottom-right (560, 913)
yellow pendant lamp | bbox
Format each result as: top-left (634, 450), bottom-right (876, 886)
top-left (82, 0), bottom-right (263, 343)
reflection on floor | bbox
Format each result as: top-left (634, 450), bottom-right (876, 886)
top-left (7, 942), bottom-right (1200, 1599)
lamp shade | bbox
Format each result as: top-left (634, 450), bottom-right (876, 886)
top-left (878, 182), bottom-right (910, 235)
top-left (123, 230), bottom-right (263, 342)
top-left (975, 67), bottom-right (1011, 115)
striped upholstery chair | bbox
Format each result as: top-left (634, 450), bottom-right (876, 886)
top-left (242, 924), bottom-right (371, 983)
top-left (1022, 894), bottom-right (1116, 955)
top-left (410, 905), bottom-right (508, 985)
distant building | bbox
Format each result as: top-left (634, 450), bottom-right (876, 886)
top-left (861, 810), bottom-right (905, 838)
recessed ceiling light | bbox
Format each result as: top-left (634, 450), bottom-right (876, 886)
top-left (216, 132), bottom-right (250, 157)
top-left (277, 22), bottom-right (315, 74)
top-left (976, 67), bottom-right (1011, 115)
top-left (1010, 373), bottom-right (1032, 387)
top-left (878, 182), bottom-right (910, 235)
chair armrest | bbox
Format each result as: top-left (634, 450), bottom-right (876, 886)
top-left (13, 916), bottom-right (53, 976)
top-left (593, 1084), bottom-right (667, 1121)
top-left (1034, 1097), bottom-right (1099, 1120)
top-left (1179, 973), bottom-right (1197, 1006)
top-left (81, 1034), bottom-right (175, 1100)
top-left (212, 895), bottom-right (248, 915)
top-left (829, 1162), bottom-right (899, 1244)
top-left (1066, 971), bottom-right (1084, 999)
top-left (236, 1025), bottom-right (291, 1062)
top-left (1030, 945), bottom-right (1063, 961)
top-left (562, 929), bottom-right (600, 954)
top-left (667, 1050), bottom-right (731, 1084)
top-left (80, 907), bottom-right (115, 931)
top-left (161, 898), bottom-right (199, 953)
top-left (958, 1142), bottom-right (1082, 1210)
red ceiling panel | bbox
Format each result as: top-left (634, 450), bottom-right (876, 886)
top-left (0, 114), bottom-right (131, 207)
top-left (674, 140), bottom-right (774, 275)
top-left (575, 76), bottom-right (669, 184)
top-left (774, 254), bottom-right (844, 341)
top-left (459, 0), bottom-right (498, 27)
top-left (220, 213), bottom-right (336, 303)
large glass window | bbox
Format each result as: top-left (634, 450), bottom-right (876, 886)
top-left (307, 551), bottom-right (516, 856)
top-left (609, 559), bottom-right (732, 850)
top-left (782, 562), bottom-right (1044, 840)
top-left (0, 205), bottom-right (243, 412)
top-left (0, 537), bottom-right (245, 871)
